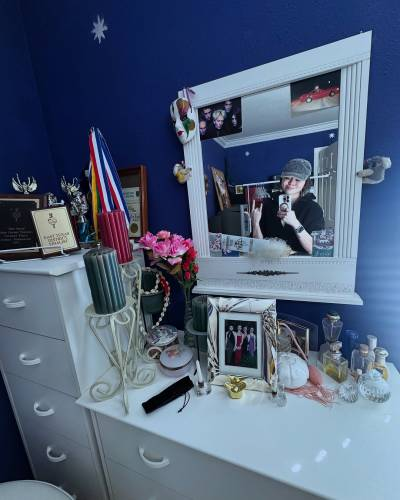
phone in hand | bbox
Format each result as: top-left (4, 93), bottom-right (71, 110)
top-left (278, 194), bottom-right (291, 212)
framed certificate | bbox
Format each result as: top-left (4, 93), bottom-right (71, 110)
top-left (31, 206), bottom-right (80, 257)
top-left (0, 194), bottom-right (47, 260)
top-left (118, 165), bottom-right (148, 238)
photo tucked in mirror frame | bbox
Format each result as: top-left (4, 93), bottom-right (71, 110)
top-left (202, 72), bottom-right (340, 258)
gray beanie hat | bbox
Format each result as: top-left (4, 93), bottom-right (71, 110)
top-left (281, 158), bottom-right (312, 181)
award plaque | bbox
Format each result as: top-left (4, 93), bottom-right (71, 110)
top-left (31, 206), bottom-right (80, 257)
top-left (0, 194), bottom-right (47, 260)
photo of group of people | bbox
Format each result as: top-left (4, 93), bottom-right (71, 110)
top-left (223, 318), bottom-right (258, 370)
top-left (199, 97), bottom-right (242, 140)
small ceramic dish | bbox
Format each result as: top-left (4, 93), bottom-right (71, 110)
top-left (147, 325), bottom-right (178, 347)
top-left (159, 345), bottom-right (193, 378)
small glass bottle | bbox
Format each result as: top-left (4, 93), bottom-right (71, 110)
top-left (323, 340), bottom-right (348, 383)
top-left (319, 311), bottom-right (343, 362)
top-left (351, 343), bottom-right (374, 375)
top-left (374, 347), bottom-right (389, 380)
top-left (359, 369), bottom-right (391, 403)
top-left (366, 335), bottom-right (377, 363)
top-left (342, 329), bottom-right (359, 362)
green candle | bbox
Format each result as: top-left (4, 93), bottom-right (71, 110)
top-left (84, 247), bottom-right (126, 314)
top-left (192, 295), bottom-right (208, 332)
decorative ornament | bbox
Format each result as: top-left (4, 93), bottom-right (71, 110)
top-left (91, 15), bottom-right (108, 44)
top-left (173, 161), bottom-right (192, 184)
top-left (238, 270), bottom-right (298, 277)
top-left (170, 88), bottom-right (196, 144)
top-left (357, 156), bottom-right (392, 184)
top-left (11, 174), bottom-right (37, 194)
top-left (61, 176), bottom-right (90, 242)
top-left (47, 193), bottom-right (65, 207)
top-left (329, 132), bottom-right (336, 139)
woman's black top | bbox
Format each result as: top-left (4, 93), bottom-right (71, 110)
top-left (259, 192), bottom-right (325, 253)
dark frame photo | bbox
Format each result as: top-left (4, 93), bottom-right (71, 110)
top-left (291, 70), bottom-right (341, 113)
top-left (199, 97), bottom-right (242, 140)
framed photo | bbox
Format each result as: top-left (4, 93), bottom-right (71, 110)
top-left (219, 312), bottom-right (262, 378)
top-left (290, 70), bottom-right (340, 114)
top-left (31, 206), bottom-right (80, 257)
top-left (211, 167), bottom-right (231, 211)
top-left (208, 297), bottom-right (277, 388)
top-left (198, 97), bottom-right (242, 140)
top-left (0, 194), bottom-right (47, 261)
top-left (118, 165), bottom-right (148, 239)
top-left (277, 319), bottom-right (310, 359)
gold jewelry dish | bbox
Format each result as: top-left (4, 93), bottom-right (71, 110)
top-left (224, 376), bottom-right (246, 399)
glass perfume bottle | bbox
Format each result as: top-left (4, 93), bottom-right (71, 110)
top-left (366, 335), bottom-right (377, 363)
top-left (319, 311), bottom-right (343, 362)
top-left (338, 370), bottom-right (360, 403)
top-left (359, 369), bottom-right (391, 403)
top-left (323, 341), bottom-right (348, 383)
top-left (342, 329), bottom-right (359, 362)
top-left (374, 347), bottom-right (389, 380)
top-left (351, 343), bottom-right (374, 376)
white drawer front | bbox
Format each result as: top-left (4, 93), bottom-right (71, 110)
top-left (0, 326), bottom-right (77, 396)
top-left (97, 414), bottom-right (318, 500)
top-left (0, 273), bottom-right (64, 339)
top-left (22, 420), bottom-right (105, 500)
top-left (7, 373), bottom-right (88, 446)
top-left (106, 459), bottom-right (189, 500)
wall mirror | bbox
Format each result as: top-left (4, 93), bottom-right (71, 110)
top-left (180, 32), bottom-right (371, 305)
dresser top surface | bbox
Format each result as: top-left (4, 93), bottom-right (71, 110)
top-left (78, 358), bottom-right (400, 500)
top-left (0, 251), bottom-right (86, 276)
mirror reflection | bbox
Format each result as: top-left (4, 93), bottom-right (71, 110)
top-left (200, 71), bottom-right (340, 258)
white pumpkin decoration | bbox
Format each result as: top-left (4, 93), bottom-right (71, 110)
top-left (277, 352), bottom-right (309, 389)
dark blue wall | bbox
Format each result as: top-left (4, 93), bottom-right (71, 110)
top-left (0, 0), bottom-right (55, 194)
top-left (14, 0), bottom-right (400, 367)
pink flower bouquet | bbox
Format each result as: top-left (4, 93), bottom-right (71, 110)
top-left (139, 231), bottom-right (199, 290)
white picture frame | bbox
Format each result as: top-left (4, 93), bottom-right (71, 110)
top-left (180, 32), bottom-right (372, 305)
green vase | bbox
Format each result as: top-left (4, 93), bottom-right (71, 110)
top-left (141, 269), bottom-right (164, 314)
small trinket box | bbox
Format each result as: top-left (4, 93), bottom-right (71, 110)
top-left (224, 376), bottom-right (246, 399)
top-left (159, 345), bottom-right (193, 378)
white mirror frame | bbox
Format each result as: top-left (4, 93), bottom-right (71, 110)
top-left (181, 32), bottom-right (371, 305)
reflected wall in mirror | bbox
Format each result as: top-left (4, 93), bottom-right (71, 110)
top-left (181, 32), bottom-right (372, 304)
top-left (202, 75), bottom-right (339, 258)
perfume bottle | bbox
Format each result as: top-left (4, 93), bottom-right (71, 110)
top-left (351, 343), bottom-right (374, 375)
top-left (359, 369), bottom-right (391, 403)
top-left (319, 311), bottom-right (343, 362)
top-left (323, 341), bottom-right (348, 383)
top-left (338, 371), bottom-right (360, 403)
top-left (366, 335), bottom-right (377, 363)
top-left (342, 329), bottom-right (359, 362)
top-left (374, 347), bottom-right (389, 380)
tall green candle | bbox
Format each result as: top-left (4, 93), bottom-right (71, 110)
top-left (192, 295), bottom-right (208, 332)
top-left (84, 247), bottom-right (126, 314)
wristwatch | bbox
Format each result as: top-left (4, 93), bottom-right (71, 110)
top-left (295, 225), bottom-right (305, 234)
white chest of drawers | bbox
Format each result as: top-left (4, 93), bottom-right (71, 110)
top-left (0, 253), bottom-right (110, 500)
top-left (78, 360), bottom-right (400, 500)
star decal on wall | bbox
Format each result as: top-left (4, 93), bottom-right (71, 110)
top-left (329, 132), bottom-right (336, 139)
top-left (91, 15), bottom-right (108, 44)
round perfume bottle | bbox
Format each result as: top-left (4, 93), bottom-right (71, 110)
top-left (359, 369), bottom-right (391, 403)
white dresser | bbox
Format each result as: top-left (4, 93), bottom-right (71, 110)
top-left (78, 359), bottom-right (400, 500)
top-left (0, 253), bottom-right (110, 500)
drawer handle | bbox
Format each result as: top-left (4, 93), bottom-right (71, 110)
top-left (46, 446), bottom-right (67, 463)
top-left (138, 447), bottom-right (170, 469)
top-left (2, 298), bottom-right (26, 309)
top-left (34, 402), bottom-right (55, 417)
top-left (19, 353), bottom-right (41, 366)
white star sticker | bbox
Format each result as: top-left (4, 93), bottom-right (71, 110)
top-left (329, 132), bottom-right (336, 139)
top-left (91, 15), bottom-right (108, 44)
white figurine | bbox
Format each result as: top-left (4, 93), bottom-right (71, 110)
top-left (357, 156), bottom-right (392, 184)
top-left (173, 162), bottom-right (192, 184)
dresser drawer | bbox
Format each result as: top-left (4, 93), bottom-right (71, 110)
top-left (97, 414), bottom-right (318, 500)
top-left (0, 326), bottom-right (77, 396)
top-left (106, 459), bottom-right (190, 500)
top-left (7, 373), bottom-right (88, 446)
top-left (22, 420), bottom-right (105, 500)
top-left (0, 273), bottom-right (64, 339)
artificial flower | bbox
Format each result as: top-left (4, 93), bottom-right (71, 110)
top-left (167, 256), bottom-right (182, 265)
top-left (139, 231), bottom-right (157, 249)
top-left (153, 239), bottom-right (171, 258)
top-left (156, 230), bottom-right (171, 240)
top-left (184, 271), bottom-right (191, 281)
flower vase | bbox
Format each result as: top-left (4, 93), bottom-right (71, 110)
top-left (183, 286), bottom-right (195, 347)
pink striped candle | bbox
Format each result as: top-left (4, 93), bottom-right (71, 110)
top-left (98, 209), bottom-right (132, 264)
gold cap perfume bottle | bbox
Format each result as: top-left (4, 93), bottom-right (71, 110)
top-left (323, 340), bottom-right (348, 383)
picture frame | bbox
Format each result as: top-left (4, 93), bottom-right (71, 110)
top-left (0, 193), bottom-right (48, 261)
top-left (207, 297), bottom-right (277, 388)
top-left (277, 319), bottom-right (310, 359)
top-left (211, 167), bottom-right (231, 211)
top-left (118, 165), bottom-right (148, 239)
top-left (31, 206), bottom-right (80, 257)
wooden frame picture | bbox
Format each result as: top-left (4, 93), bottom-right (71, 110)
top-left (0, 193), bottom-right (47, 261)
top-left (211, 167), bottom-right (231, 211)
top-left (118, 165), bottom-right (148, 239)
top-left (31, 206), bottom-right (80, 257)
top-left (207, 297), bottom-right (277, 388)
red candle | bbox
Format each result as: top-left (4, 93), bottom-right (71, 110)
top-left (98, 210), bottom-right (132, 264)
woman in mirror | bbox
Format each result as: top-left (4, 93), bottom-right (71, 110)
top-left (251, 159), bottom-right (325, 255)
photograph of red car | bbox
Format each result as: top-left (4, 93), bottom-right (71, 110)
top-left (291, 70), bottom-right (340, 113)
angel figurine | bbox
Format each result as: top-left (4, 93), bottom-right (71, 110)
top-left (60, 176), bottom-right (91, 242)
top-left (12, 174), bottom-right (37, 194)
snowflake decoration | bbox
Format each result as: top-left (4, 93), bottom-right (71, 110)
top-left (91, 15), bottom-right (108, 44)
top-left (329, 132), bottom-right (336, 139)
